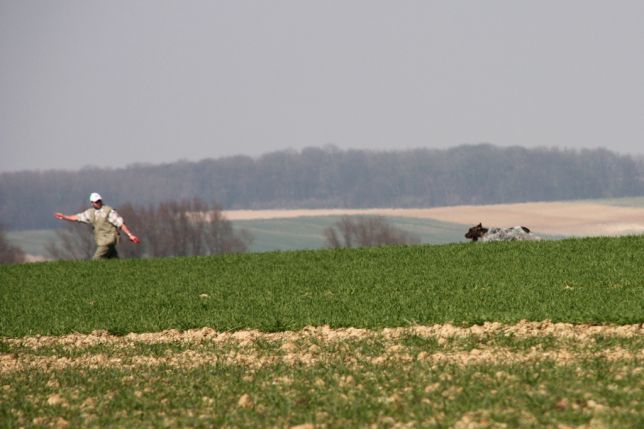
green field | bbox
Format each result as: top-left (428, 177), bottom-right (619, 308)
top-left (2, 235), bottom-right (643, 428)
top-left (236, 215), bottom-right (469, 252)
top-left (2, 236), bottom-right (642, 337)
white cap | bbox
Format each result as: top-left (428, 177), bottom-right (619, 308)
top-left (89, 192), bottom-right (103, 202)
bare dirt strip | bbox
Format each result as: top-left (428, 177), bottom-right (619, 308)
top-left (223, 202), bottom-right (644, 237)
top-left (3, 321), bottom-right (642, 374)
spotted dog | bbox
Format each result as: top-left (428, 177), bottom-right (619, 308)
top-left (465, 223), bottom-right (540, 242)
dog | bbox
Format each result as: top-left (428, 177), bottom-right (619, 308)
top-left (465, 223), bottom-right (539, 242)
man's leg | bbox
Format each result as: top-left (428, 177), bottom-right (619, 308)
top-left (93, 244), bottom-right (119, 260)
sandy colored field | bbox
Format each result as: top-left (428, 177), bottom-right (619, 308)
top-left (2, 321), bottom-right (642, 374)
top-left (224, 201), bottom-right (644, 237)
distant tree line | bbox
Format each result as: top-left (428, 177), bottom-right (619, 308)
top-left (1, 144), bottom-right (642, 231)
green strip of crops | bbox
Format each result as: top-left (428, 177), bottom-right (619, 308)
top-left (1, 236), bottom-right (643, 337)
top-left (5, 357), bottom-right (641, 428)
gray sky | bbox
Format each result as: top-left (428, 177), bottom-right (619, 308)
top-left (2, 1), bottom-right (643, 172)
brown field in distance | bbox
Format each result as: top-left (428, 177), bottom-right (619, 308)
top-left (224, 201), bottom-right (644, 237)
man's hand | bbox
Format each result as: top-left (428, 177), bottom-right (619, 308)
top-left (129, 234), bottom-right (141, 244)
top-left (54, 212), bottom-right (65, 220)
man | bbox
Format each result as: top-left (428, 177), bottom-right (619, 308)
top-left (54, 192), bottom-right (140, 259)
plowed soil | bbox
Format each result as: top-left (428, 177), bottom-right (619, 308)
top-left (3, 321), bottom-right (642, 373)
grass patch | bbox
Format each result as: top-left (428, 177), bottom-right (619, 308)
top-left (1, 236), bottom-right (643, 337)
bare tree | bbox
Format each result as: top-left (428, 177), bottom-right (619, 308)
top-left (45, 222), bottom-right (95, 260)
top-left (202, 206), bottom-right (253, 254)
top-left (323, 216), bottom-right (421, 249)
top-left (117, 198), bottom-right (252, 258)
top-left (0, 225), bottom-right (26, 264)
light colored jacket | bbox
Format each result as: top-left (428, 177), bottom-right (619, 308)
top-left (80, 205), bottom-right (121, 246)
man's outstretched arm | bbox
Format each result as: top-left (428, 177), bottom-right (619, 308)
top-left (120, 223), bottom-right (141, 244)
top-left (54, 213), bottom-right (79, 222)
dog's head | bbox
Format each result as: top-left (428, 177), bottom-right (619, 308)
top-left (465, 223), bottom-right (488, 241)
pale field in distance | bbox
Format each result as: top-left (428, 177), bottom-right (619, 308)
top-left (224, 201), bottom-right (644, 237)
